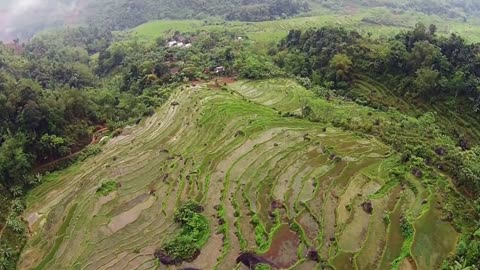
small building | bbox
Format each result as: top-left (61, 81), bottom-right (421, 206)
top-left (214, 66), bottom-right (225, 74)
top-left (167, 33), bottom-right (194, 49)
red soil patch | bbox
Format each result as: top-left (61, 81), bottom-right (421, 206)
top-left (190, 79), bottom-right (206, 86)
top-left (218, 76), bottom-right (236, 84)
top-left (407, 256), bottom-right (418, 270)
top-left (208, 76), bottom-right (237, 89)
top-left (262, 224), bottom-right (300, 268)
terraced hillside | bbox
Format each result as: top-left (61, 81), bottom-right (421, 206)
top-left (129, 9), bottom-right (480, 45)
top-left (351, 75), bottom-right (480, 145)
top-left (19, 79), bottom-right (459, 270)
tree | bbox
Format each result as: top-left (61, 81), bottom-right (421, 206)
top-left (39, 134), bottom-right (70, 158)
top-left (0, 135), bottom-right (31, 188)
top-left (237, 54), bottom-right (279, 79)
top-left (283, 50), bottom-right (307, 76)
top-left (408, 23), bottom-right (429, 48)
top-left (408, 41), bottom-right (442, 70)
top-left (429, 24), bottom-right (438, 36)
top-left (413, 68), bottom-right (440, 98)
top-left (18, 100), bottom-right (42, 132)
top-left (329, 53), bottom-right (353, 84)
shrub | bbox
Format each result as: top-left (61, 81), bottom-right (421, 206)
top-left (400, 216), bottom-right (414, 238)
top-left (157, 201), bottom-right (209, 264)
top-left (78, 145), bottom-right (102, 162)
top-left (96, 180), bottom-right (119, 196)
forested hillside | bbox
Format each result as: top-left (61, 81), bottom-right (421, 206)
top-left (317, 0), bottom-right (480, 18)
top-left (85, 0), bottom-right (310, 30)
top-left (0, 1), bottom-right (479, 270)
top-left (273, 22), bottom-right (480, 196)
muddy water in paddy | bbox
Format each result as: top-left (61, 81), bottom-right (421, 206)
top-left (331, 251), bottom-right (355, 270)
top-left (411, 196), bottom-right (458, 270)
top-left (262, 224), bottom-right (301, 269)
top-left (296, 210), bottom-right (319, 243)
top-left (378, 196), bottom-right (407, 270)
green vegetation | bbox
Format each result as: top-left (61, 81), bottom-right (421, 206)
top-left (156, 201), bottom-right (209, 264)
top-left (275, 24), bottom-right (480, 198)
top-left (12, 76), bottom-right (475, 269)
top-left (85, 0), bottom-right (309, 31)
top-left (31, 204), bottom-right (78, 270)
top-left (1, 1), bottom-right (480, 270)
top-left (96, 180), bottom-right (119, 196)
top-left (317, 0), bottom-right (480, 18)
top-left (255, 263), bottom-right (273, 270)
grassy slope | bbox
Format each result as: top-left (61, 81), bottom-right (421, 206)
top-left (19, 79), bottom-right (463, 270)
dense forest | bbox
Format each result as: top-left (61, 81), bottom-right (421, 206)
top-left (318, 0), bottom-right (480, 18)
top-left (276, 23), bottom-right (480, 116)
top-left (85, 0), bottom-right (310, 31)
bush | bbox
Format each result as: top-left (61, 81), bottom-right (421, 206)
top-left (451, 235), bottom-right (480, 269)
top-left (96, 180), bottom-right (119, 196)
top-left (78, 145), bottom-right (102, 162)
top-left (161, 237), bottom-right (200, 263)
top-left (237, 55), bottom-right (281, 79)
top-left (400, 216), bottom-right (414, 238)
top-left (157, 201), bottom-right (209, 264)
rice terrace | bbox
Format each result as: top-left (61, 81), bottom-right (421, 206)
top-left (17, 79), bottom-right (466, 269)
top-left (0, 1), bottom-right (480, 270)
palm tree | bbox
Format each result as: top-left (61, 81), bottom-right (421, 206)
top-left (329, 53), bottom-right (353, 82)
top-left (6, 215), bottom-right (24, 233)
top-left (9, 185), bottom-right (23, 197)
top-left (10, 199), bottom-right (25, 213)
top-left (0, 244), bottom-right (14, 259)
top-left (0, 257), bottom-right (11, 270)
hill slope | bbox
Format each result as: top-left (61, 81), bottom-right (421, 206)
top-left (19, 79), bottom-right (462, 270)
